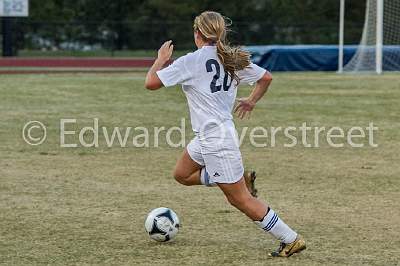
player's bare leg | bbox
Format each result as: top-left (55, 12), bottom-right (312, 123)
top-left (218, 178), bottom-right (306, 257)
top-left (173, 149), bottom-right (258, 196)
top-left (173, 149), bottom-right (202, 186)
top-left (218, 178), bottom-right (267, 220)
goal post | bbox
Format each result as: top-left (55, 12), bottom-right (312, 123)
top-left (376, 0), bottom-right (384, 74)
top-left (339, 0), bottom-right (400, 74)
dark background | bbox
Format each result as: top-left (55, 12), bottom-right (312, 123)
top-left (2, 0), bottom-right (367, 54)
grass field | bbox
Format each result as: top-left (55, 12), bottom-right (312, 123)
top-left (0, 72), bottom-right (399, 265)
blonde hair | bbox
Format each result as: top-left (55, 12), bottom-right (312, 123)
top-left (193, 11), bottom-right (251, 82)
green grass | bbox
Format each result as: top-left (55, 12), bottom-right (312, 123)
top-left (0, 72), bottom-right (399, 265)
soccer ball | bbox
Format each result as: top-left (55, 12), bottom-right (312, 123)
top-left (145, 207), bottom-right (180, 242)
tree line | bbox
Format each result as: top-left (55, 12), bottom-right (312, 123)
top-left (10, 0), bottom-right (366, 51)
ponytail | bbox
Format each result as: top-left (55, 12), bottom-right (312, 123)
top-left (216, 39), bottom-right (251, 83)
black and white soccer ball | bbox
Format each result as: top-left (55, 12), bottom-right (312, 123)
top-left (145, 207), bottom-right (180, 242)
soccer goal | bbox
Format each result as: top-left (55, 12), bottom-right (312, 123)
top-left (338, 0), bottom-right (400, 73)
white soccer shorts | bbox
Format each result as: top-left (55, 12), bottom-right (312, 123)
top-left (187, 125), bottom-right (244, 184)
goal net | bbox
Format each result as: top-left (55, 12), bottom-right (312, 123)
top-left (343, 0), bottom-right (400, 73)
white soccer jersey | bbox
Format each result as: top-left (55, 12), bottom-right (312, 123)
top-left (156, 45), bottom-right (266, 134)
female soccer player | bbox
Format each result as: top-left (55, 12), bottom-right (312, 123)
top-left (145, 11), bottom-right (306, 257)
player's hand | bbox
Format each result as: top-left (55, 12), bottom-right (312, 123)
top-left (157, 40), bottom-right (174, 64)
top-left (234, 98), bottom-right (256, 119)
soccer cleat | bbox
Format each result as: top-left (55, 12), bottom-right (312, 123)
top-left (269, 235), bottom-right (306, 257)
top-left (244, 170), bottom-right (258, 197)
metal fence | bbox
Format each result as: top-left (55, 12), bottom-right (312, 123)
top-left (2, 19), bottom-right (364, 56)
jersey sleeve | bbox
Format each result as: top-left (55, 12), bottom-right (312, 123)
top-left (156, 55), bottom-right (193, 87)
top-left (237, 63), bottom-right (267, 86)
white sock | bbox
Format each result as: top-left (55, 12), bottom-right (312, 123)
top-left (254, 208), bottom-right (297, 244)
top-left (200, 168), bottom-right (217, 187)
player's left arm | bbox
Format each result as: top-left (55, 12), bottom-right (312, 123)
top-left (145, 40), bottom-right (174, 90)
top-left (234, 71), bottom-right (272, 119)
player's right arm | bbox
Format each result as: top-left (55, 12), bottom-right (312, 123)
top-left (145, 40), bottom-right (174, 90)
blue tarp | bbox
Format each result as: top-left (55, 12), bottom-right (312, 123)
top-left (245, 45), bottom-right (356, 71)
top-left (245, 45), bottom-right (400, 71)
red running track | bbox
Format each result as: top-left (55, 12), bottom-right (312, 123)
top-left (0, 57), bottom-right (154, 68)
